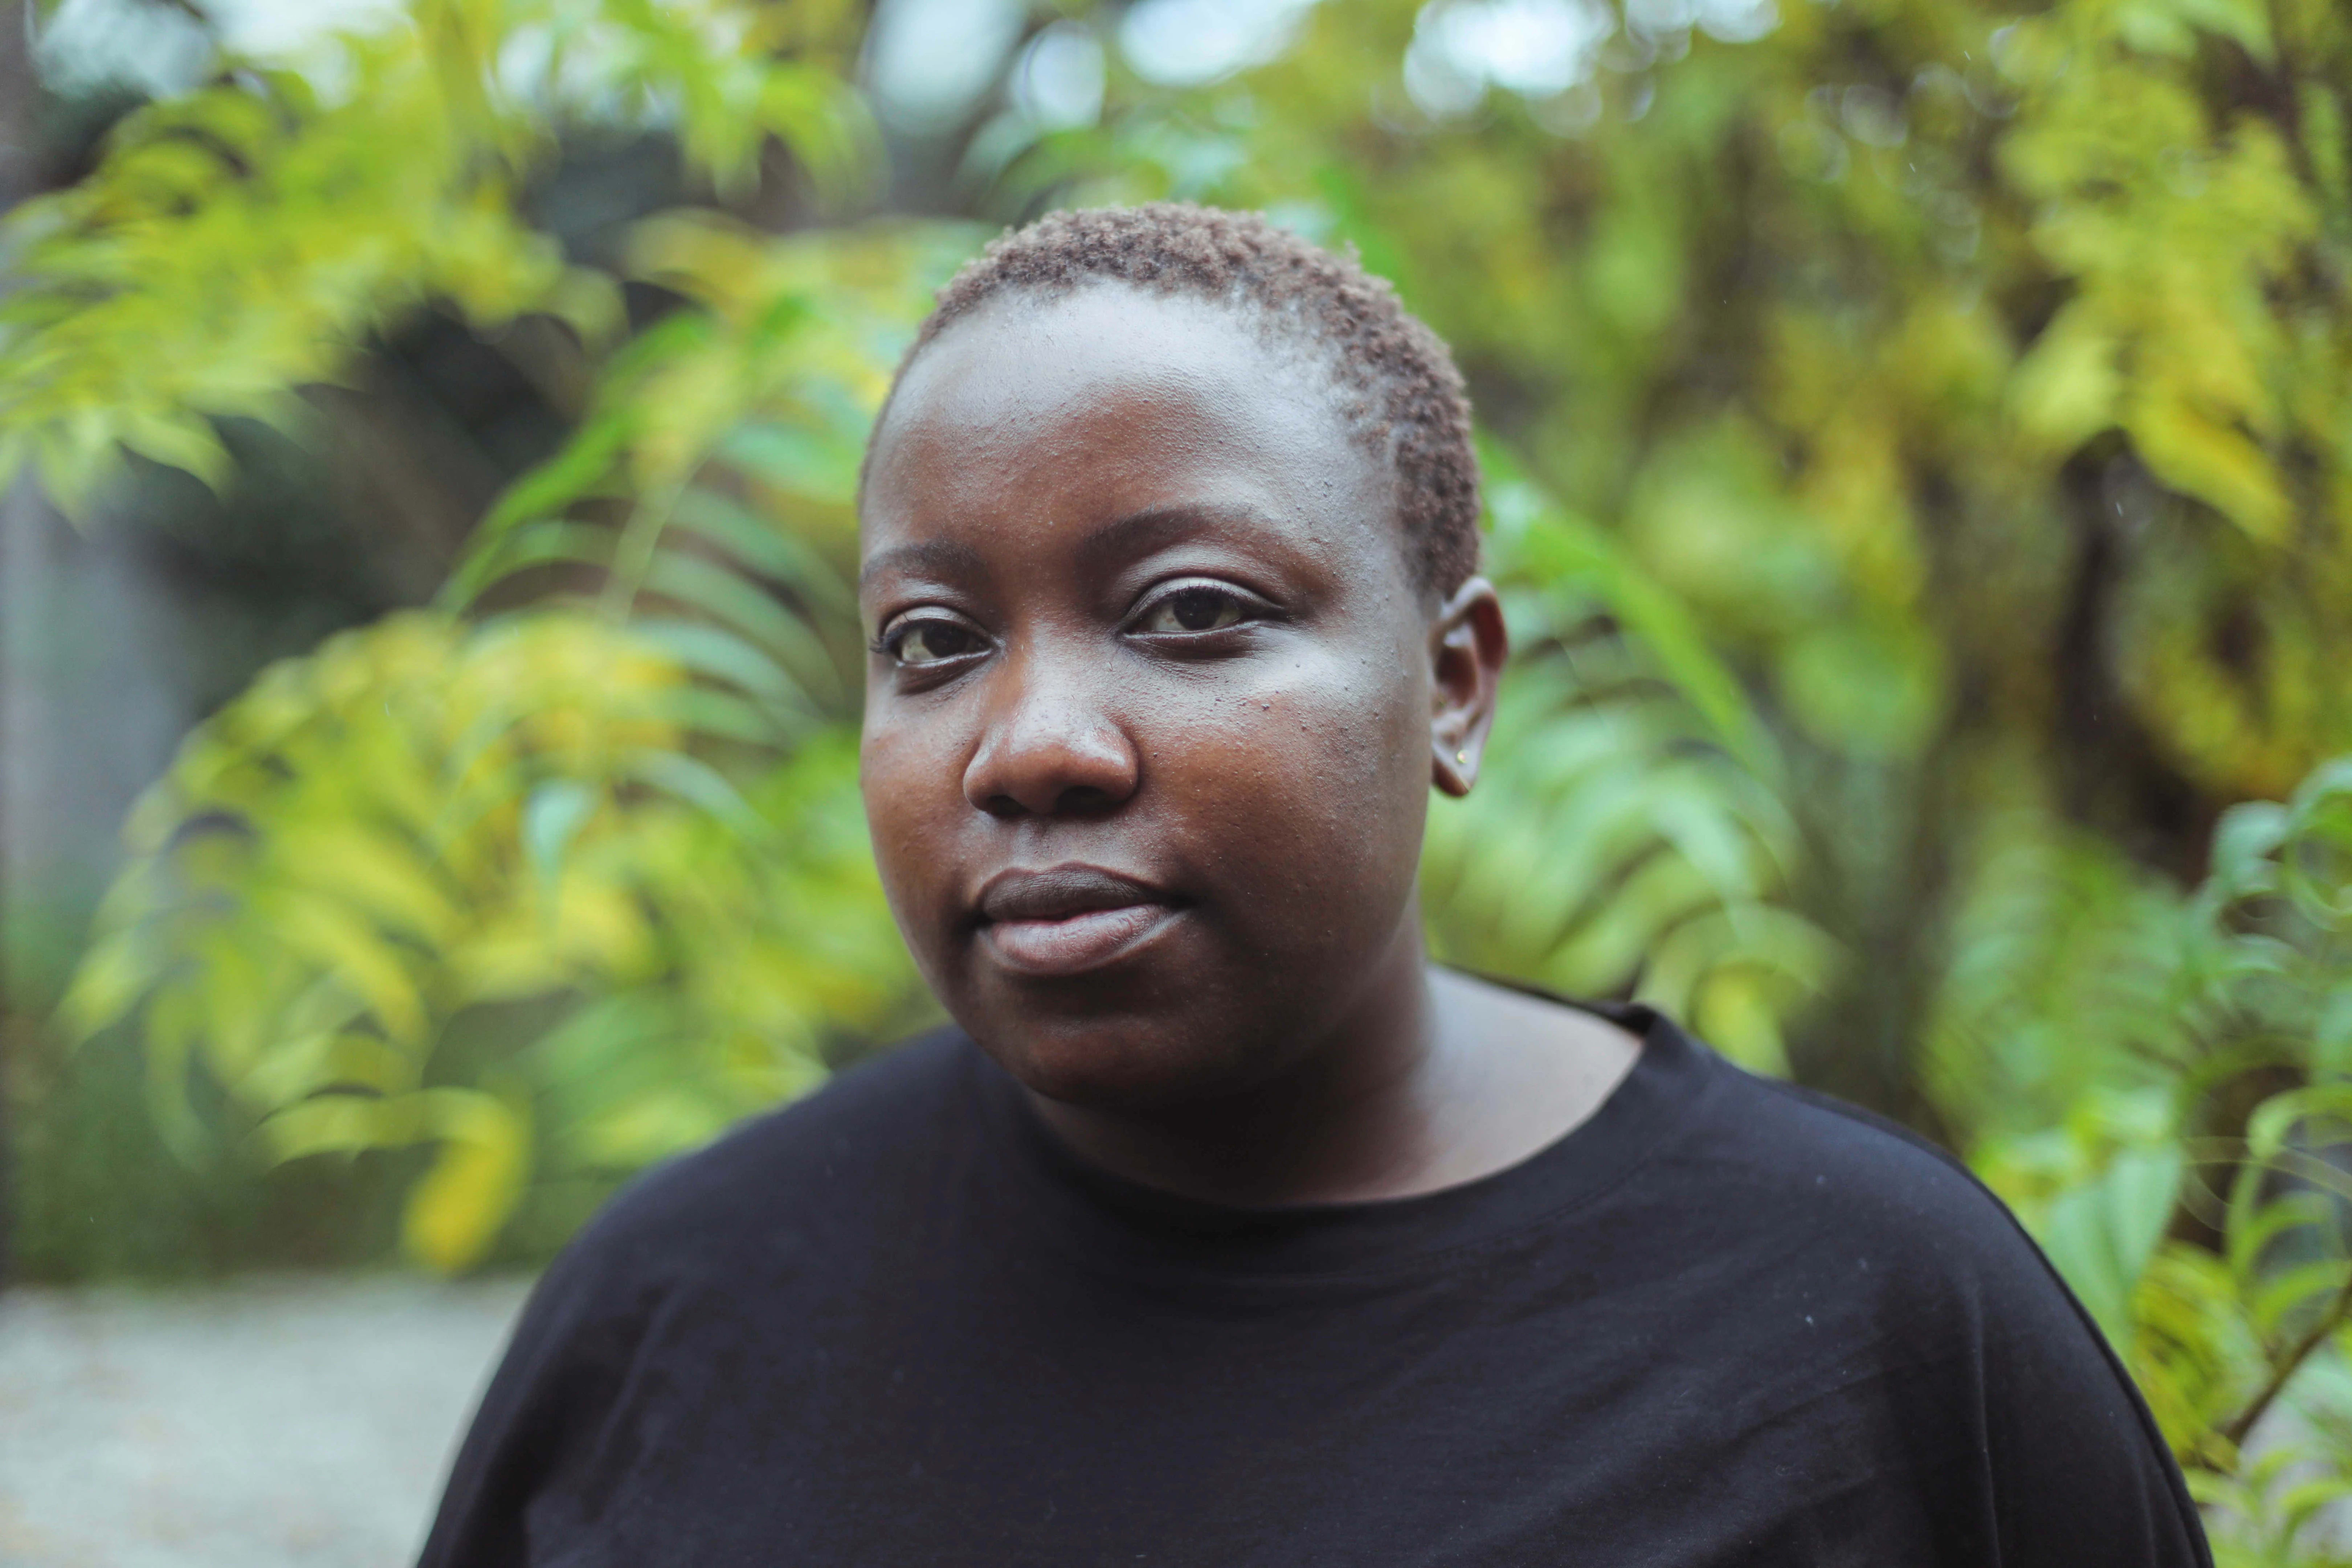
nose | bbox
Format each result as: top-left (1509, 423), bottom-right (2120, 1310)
top-left (962, 644), bottom-right (1140, 819)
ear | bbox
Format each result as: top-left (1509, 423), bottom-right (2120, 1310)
top-left (1428, 576), bottom-right (1507, 798)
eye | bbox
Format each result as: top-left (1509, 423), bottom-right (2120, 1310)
top-left (883, 617), bottom-right (988, 666)
top-left (1136, 585), bottom-right (1248, 635)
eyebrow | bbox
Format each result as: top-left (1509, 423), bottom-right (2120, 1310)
top-left (1072, 502), bottom-right (1275, 579)
top-left (858, 538), bottom-right (988, 596)
top-left (857, 501), bottom-right (1289, 600)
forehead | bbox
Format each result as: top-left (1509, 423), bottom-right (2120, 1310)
top-left (860, 283), bottom-right (1396, 572)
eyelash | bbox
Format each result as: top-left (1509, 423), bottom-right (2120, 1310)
top-left (872, 581), bottom-right (1269, 673)
top-left (1127, 580), bottom-right (1263, 637)
top-left (871, 615), bottom-right (989, 670)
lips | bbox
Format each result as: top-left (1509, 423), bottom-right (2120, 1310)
top-left (975, 865), bottom-right (1185, 977)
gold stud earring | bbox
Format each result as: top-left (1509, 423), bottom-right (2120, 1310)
top-left (1454, 750), bottom-right (1468, 765)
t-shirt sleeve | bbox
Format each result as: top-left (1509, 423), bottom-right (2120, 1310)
top-left (1967, 1241), bottom-right (2212, 1566)
top-left (415, 1223), bottom-right (650, 1567)
top-left (1772, 1084), bottom-right (2213, 1567)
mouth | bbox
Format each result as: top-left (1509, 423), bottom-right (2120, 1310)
top-left (973, 864), bottom-right (1187, 978)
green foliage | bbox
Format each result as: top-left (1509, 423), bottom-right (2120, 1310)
top-left (23, 0), bottom-right (945, 1271)
top-left (447, 210), bottom-right (975, 632)
top-left (0, 0), bottom-right (874, 513)
top-left (46, 190), bottom-right (978, 1267)
top-left (1424, 456), bottom-right (1837, 1075)
top-left (1967, 765), bottom-right (2352, 1552)
top-left (61, 609), bottom-right (911, 1270)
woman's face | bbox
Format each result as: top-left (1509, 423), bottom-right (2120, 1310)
top-left (859, 283), bottom-right (1473, 1109)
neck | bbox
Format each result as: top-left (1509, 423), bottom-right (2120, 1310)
top-left (1025, 922), bottom-right (1452, 1208)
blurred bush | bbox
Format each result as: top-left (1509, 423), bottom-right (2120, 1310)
top-left (7, 0), bottom-right (2352, 1556)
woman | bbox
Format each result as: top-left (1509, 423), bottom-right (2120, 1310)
top-left (422, 205), bottom-right (2209, 1565)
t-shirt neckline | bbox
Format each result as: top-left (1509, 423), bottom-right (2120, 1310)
top-left (965, 992), bottom-right (1719, 1287)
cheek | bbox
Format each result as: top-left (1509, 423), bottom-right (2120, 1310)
top-left (1156, 649), bottom-right (1428, 919)
top-left (858, 712), bottom-right (964, 924)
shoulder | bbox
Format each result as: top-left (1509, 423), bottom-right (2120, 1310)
top-left (1677, 1053), bottom-right (2077, 1322)
top-left (1702, 1067), bottom-right (1998, 1220)
top-left (421, 1025), bottom-right (992, 1545)
top-left (539, 1025), bottom-right (980, 1304)
top-left (1654, 1041), bottom-right (2208, 1561)
top-left (1654, 1034), bottom-right (2160, 1426)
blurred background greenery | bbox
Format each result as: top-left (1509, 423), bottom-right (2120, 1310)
top-left (2, 0), bottom-right (2350, 1556)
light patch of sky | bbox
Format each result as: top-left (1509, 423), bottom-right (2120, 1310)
top-left (862, 0), bottom-right (1029, 135)
top-left (1116, 0), bottom-right (1321, 90)
top-left (1009, 22), bottom-right (1106, 132)
top-left (1405, 0), bottom-right (1777, 119)
top-left (35, 0), bottom-right (404, 95)
top-left (34, 0), bottom-right (209, 94)
top-left (490, 14), bottom-right (730, 123)
top-left (1406, 0), bottom-right (1613, 117)
top-left (1629, 0), bottom-right (1781, 44)
top-left (202, 0), bottom-right (407, 60)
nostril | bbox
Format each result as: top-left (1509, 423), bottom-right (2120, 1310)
top-left (961, 715), bottom-right (1141, 819)
top-left (975, 787), bottom-right (1118, 820)
top-left (1055, 785), bottom-right (1118, 817)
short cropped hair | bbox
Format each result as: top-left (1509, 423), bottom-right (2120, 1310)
top-left (881, 203), bottom-right (1481, 596)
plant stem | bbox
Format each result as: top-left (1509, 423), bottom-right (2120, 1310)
top-left (597, 474), bottom-right (689, 622)
top-left (2216, 1269), bottom-right (2352, 1458)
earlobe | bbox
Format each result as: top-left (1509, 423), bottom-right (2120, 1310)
top-left (1427, 576), bottom-right (1507, 800)
top-left (1434, 741), bottom-right (1478, 799)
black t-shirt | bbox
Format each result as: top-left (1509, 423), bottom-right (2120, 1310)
top-left (421, 1003), bottom-right (2210, 1566)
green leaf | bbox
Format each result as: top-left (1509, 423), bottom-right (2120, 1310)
top-left (2036, 1147), bottom-right (2185, 1347)
top-left (632, 618), bottom-right (809, 705)
top-left (640, 550), bottom-right (841, 700)
top-left (401, 1086), bottom-right (531, 1274)
top-left (718, 421), bottom-right (862, 507)
top-left (2250, 1258), bottom-right (2349, 1344)
top-left (667, 487), bottom-right (854, 609)
top-left (2247, 1087), bottom-right (2352, 1163)
top-left (524, 781), bottom-right (600, 890)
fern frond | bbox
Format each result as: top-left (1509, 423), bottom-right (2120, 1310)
top-left (0, 0), bottom-right (872, 514)
top-left (1423, 465), bottom-right (1837, 1075)
top-left (64, 611), bottom-right (915, 1271)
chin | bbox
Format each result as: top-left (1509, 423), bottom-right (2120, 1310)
top-left (976, 1001), bottom-right (1273, 1111)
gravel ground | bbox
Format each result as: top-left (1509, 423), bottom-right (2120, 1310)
top-left (0, 1273), bottom-right (532, 1568)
